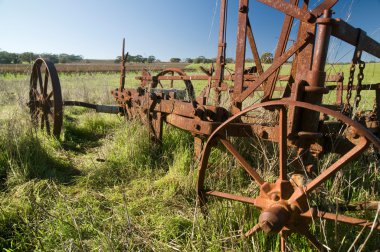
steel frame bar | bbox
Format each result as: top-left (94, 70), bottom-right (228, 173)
top-left (246, 18), bottom-right (263, 75)
top-left (233, 0), bottom-right (249, 109)
top-left (263, 0), bottom-right (299, 101)
top-left (238, 34), bottom-right (311, 103)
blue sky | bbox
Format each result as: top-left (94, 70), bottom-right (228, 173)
top-left (0, 0), bottom-right (379, 62)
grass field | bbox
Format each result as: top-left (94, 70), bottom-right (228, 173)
top-left (0, 63), bottom-right (379, 251)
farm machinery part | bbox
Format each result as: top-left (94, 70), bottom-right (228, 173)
top-left (27, 0), bottom-right (380, 251)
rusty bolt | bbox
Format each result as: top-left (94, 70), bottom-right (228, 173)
top-left (271, 193), bottom-right (280, 201)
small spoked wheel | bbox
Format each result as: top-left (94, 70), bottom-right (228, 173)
top-left (197, 100), bottom-right (380, 251)
top-left (151, 68), bottom-right (195, 102)
top-left (29, 58), bottom-right (63, 137)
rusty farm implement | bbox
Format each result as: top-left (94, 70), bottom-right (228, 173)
top-left (27, 0), bottom-right (380, 251)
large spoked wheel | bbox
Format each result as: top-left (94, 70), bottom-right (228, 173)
top-left (29, 58), bottom-right (63, 138)
top-left (197, 100), bottom-right (380, 251)
top-left (151, 68), bottom-right (195, 101)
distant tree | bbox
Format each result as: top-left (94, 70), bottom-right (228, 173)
top-left (0, 51), bottom-right (81, 64)
top-left (11, 53), bottom-right (21, 63)
top-left (58, 54), bottom-right (69, 63)
top-left (115, 54), bottom-right (128, 63)
top-left (0, 51), bottom-right (21, 64)
top-left (40, 53), bottom-right (59, 64)
top-left (20, 52), bottom-right (36, 63)
top-left (114, 56), bottom-right (121, 63)
top-left (135, 55), bottom-right (144, 63)
top-left (119, 54), bottom-right (159, 63)
top-left (185, 58), bottom-right (193, 63)
top-left (147, 55), bottom-right (156, 63)
top-left (193, 56), bottom-right (206, 64)
top-left (225, 57), bottom-right (235, 64)
top-left (0, 51), bottom-right (12, 64)
top-left (170, 58), bottom-right (181, 63)
top-left (205, 58), bottom-right (215, 63)
top-left (260, 52), bottom-right (273, 64)
top-left (58, 54), bottom-right (83, 63)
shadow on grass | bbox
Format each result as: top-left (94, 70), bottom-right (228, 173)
top-left (1, 134), bottom-right (81, 188)
top-left (62, 123), bottom-right (104, 153)
top-left (28, 139), bottom-right (81, 184)
top-left (62, 111), bottom-right (121, 153)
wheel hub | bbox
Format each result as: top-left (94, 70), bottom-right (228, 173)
top-left (258, 205), bottom-right (290, 234)
top-left (253, 179), bottom-right (307, 235)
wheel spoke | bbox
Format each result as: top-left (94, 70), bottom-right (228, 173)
top-left (31, 87), bottom-right (40, 99)
top-left (43, 68), bottom-right (49, 97)
top-left (217, 136), bottom-right (265, 185)
top-left (205, 190), bottom-right (257, 205)
top-left (47, 90), bottom-right (54, 101)
top-left (299, 228), bottom-right (327, 252)
top-left (245, 223), bottom-right (262, 237)
top-left (301, 209), bottom-right (380, 231)
top-left (280, 233), bottom-right (287, 252)
top-left (278, 106), bottom-right (287, 180)
top-left (32, 69), bottom-right (38, 91)
top-left (37, 66), bottom-right (44, 93)
top-left (304, 137), bottom-right (368, 195)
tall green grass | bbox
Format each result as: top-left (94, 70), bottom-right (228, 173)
top-left (0, 69), bottom-right (379, 251)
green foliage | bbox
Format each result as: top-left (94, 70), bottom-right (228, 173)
top-left (0, 50), bottom-right (83, 64)
top-left (19, 52), bottom-right (37, 63)
top-left (0, 51), bottom-right (21, 64)
top-left (115, 54), bottom-right (158, 63)
top-left (170, 57), bottom-right (181, 63)
top-left (193, 56), bottom-right (214, 64)
top-left (185, 58), bottom-right (193, 63)
top-left (40, 53), bottom-right (59, 63)
top-left (58, 53), bottom-right (83, 63)
top-left (260, 52), bottom-right (273, 64)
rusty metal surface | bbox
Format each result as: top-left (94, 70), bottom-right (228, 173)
top-left (119, 38), bottom-right (127, 91)
top-left (233, 0), bottom-right (249, 110)
top-left (331, 19), bottom-right (380, 58)
top-left (246, 18), bottom-right (263, 75)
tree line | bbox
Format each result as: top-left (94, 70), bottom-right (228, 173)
top-left (170, 53), bottom-right (274, 64)
top-left (115, 54), bottom-right (157, 64)
top-left (1, 49), bottom-right (275, 65)
top-left (0, 50), bottom-right (83, 64)
top-left (170, 56), bottom-right (235, 64)
top-left (116, 53), bottom-right (273, 64)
